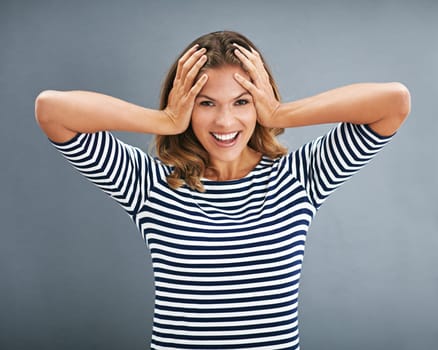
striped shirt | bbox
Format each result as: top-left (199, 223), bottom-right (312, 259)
top-left (51, 122), bottom-right (393, 350)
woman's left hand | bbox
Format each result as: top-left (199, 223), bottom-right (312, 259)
top-left (233, 43), bottom-right (280, 127)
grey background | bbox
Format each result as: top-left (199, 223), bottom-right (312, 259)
top-left (1, 0), bottom-right (437, 349)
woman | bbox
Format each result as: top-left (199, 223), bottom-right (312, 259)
top-left (35, 31), bottom-right (410, 350)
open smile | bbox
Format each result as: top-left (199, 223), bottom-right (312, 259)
top-left (210, 131), bottom-right (241, 146)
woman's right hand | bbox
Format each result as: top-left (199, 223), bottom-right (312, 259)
top-left (163, 45), bottom-right (208, 134)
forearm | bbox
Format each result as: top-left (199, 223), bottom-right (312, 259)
top-left (35, 90), bottom-right (176, 142)
top-left (273, 82), bottom-right (410, 136)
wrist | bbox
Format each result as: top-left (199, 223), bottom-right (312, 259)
top-left (159, 109), bottom-right (188, 135)
top-left (258, 102), bottom-right (282, 128)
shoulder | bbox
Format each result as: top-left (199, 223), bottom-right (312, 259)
top-left (255, 154), bottom-right (294, 180)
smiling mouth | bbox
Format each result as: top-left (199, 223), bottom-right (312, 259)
top-left (211, 132), bottom-right (240, 144)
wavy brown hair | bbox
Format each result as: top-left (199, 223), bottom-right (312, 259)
top-left (155, 30), bottom-right (287, 191)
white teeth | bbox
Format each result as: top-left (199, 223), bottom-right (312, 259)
top-left (212, 132), bottom-right (239, 141)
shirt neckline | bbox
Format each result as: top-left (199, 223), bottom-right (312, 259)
top-left (201, 155), bottom-right (272, 185)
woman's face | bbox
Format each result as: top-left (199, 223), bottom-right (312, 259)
top-left (191, 65), bottom-right (257, 167)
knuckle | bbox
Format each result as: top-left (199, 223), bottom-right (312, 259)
top-left (172, 77), bottom-right (181, 87)
top-left (196, 57), bottom-right (206, 66)
top-left (186, 69), bottom-right (196, 80)
top-left (181, 61), bottom-right (189, 70)
top-left (177, 57), bottom-right (185, 67)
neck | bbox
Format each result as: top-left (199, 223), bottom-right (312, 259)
top-left (204, 148), bottom-right (262, 181)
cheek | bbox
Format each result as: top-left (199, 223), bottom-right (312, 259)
top-left (191, 106), bottom-right (216, 125)
top-left (242, 106), bottom-right (258, 125)
top-left (190, 109), bottom-right (209, 138)
top-left (191, 108), bottom-right (203, 127)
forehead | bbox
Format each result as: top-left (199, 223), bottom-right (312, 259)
top-left (198, 65), bottom-right (250, 98)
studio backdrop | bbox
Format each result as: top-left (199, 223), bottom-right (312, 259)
top-left (1, 1), bottom-right (437, 349)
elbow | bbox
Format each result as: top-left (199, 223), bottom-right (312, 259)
top-left (371, 83), bottom-right (411, 136)
top-left (390, 82), bottom-right (411, 124)
top-left (34, 90), bottom-right (59, 126)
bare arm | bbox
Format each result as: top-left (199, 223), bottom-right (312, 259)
top-left (35, 45), bottom-right (208, 143)
top-left (233, 44), bottom-right (411, 136)
top-left (271, 82), bottom-right (411, 136)
top-left (35, 90), bottom-right (173, 143)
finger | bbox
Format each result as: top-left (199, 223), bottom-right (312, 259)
top-left (188, 74), bottom-right (208, 100)
top-left (250, 46), bottom-right (261, 57)
top-left (249, 48), bottom-right (269, 81)
top-left (234, 48), bottom-right (262, 86)
top-left (234, 52), bottom-right (271, 97)
top-left (183, 54), bottom-right (207, 91)
top-left (234, 73), bottom-right (258, 96)
top-left (175, 44), bottom-right (200, 79)
top-left (177, 47), bottom-right (206, 82)
top-left (232, 43), bottom-right (253, 57)
top-left (182, 44), bottom-right (200, 59)
top-left (233, 43), bottom-right (261, 67)
top-left (233, 43), bottom-right (267, 78)
top-left (175, 44), bottom-right (198, 80)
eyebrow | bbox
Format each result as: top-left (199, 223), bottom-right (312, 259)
top-left (196, 92), bottom-right (251, 101)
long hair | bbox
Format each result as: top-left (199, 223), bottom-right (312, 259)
top-left (155, 30), bottom-right (287, 191)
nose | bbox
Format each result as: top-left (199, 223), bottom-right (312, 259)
top-left (215, 105), bottom-right (235, 128)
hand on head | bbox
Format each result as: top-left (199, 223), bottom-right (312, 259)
top-left (232, 43), bottom-right (281, 128)
top-left (163, 39), bottom-right (281, 134)
top-left (163, 45), bottom-right (209, 134)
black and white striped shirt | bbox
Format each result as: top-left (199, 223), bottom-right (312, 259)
top-left (51, 122), bottom-right (393, 350)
